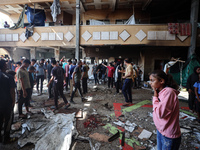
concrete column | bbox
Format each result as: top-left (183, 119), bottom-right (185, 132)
top-left (75, 0), bottom-right (80, 60)
top-left (30, 47), bottom-right (36, 60)
top-left (188, 0), bottom-right (199, 58)
top-left (54, 47), bottom-right (60, 61)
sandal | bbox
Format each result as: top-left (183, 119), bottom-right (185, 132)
top-left (122, 103), bottom-right (130, 106)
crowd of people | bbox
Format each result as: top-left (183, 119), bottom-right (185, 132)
top-left (3, 55), bottom-right (199, 149)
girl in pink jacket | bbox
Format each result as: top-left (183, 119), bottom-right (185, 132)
top-left (149, 70), bottom-right (181, 150)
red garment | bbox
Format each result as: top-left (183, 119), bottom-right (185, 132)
top-left (107, 66), bottom-right (115, 78)
top-left (65, 64), bottom-right (69, 77)
top-left (15, 66), bottom-right (20, 82)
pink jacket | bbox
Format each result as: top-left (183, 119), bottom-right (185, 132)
top-left (153, 87), bottom-right (181, 138)
top-left (65, 64), bottom-right (69, 77)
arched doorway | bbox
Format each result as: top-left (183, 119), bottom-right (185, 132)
top-left (0, 48), bottom-right (11, 59)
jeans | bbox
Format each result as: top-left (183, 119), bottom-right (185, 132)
top-left (53, 82), bottom-right (68, 108)
top-left (82, 78), bottom-right (88, 94)
top-left (93, 73), bottom-right (99, 85)
top-left (102, 74), bottom-right (106, 84)
top-left (36, 75), bottom-right (44, 93)
top-left (157, 130), bottom-right (181, 150)
top-left (71, 82), bottom-right (83, 101)
top-left (108, 77), bottom-right (113, 88)
top-left (122, 79), bottom-right (132, 103)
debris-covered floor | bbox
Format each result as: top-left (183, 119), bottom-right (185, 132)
top-left (0, 80), bottom-right (200, 150)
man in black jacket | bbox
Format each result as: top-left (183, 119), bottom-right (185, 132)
top-left (187, 66), bottom-right (200, 111)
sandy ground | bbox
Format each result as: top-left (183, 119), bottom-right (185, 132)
top-left (0, 80), bottom-right (199, 150)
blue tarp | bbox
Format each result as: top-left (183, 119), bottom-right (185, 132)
top-left (25, 7), bottom-right (46, 26)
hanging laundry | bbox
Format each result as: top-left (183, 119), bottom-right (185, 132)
top-left (50, 0), bottom-right (61, 22)
top-left (9, 5), bottom-right (27, 30)
top-left (168, 23), bottom-right (179, 34)
top-left (180, 23), bottom-right (191, 36)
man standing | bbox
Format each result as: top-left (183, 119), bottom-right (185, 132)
top-left (70, 60), bottom-right (86, 104)
top-left (17, 59), bottom-right (31, 119)
top-left (0, 59), bottom-right (16, 144)
top-left (65, 59), bottom-right (72, 91)
top-left (92, 62), bottom-right (99, 85)
top-left (121, 59), bottom-right (134, 106)
top-left (36, 59), bottom-right (46, 95)
top-left (82, 61), bottom-right (89, 94)
top-left (69, 61), bottom-right (77, 96)
top-left (115, 62), bottom-right (122, 94)
top-left (47, 60), bottom-right (70, 110)
top-left (47, 59), bottom-right (54, 99)
top-left (187, 66), bottom-right (200, 111)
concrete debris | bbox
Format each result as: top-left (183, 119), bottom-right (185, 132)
top-left (148, 112), bottom-right (153, 117)
top-left (181, 128), bottom-right (191, 133)
top-left (138, 129), bottom-right (152, 140)
top-left (113, 120), bottom-right (137, 132)
top-left (179, 112), bottom-right (196, 121)
top-left (113, 120), bottom-right (125, 127)
top-left (89, 133), bottom-right (109, 142)
top-left (18, 111), bottom-right (75, 150)
top-left (11, 122), bottom-right (22, 131)
top-left (76, 136), bottom-right (101, 150)
top-left (150, 146), bottom-right (157, 150)
top-left (41, 108), bottom-right (54, 119)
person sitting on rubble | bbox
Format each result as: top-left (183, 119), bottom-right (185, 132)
top-left (149, 70), bottom-right (181, 150)
top-left (193, 74), bottom-right (200, 123)
top-left (0, 59), bottom-right (17, 144)
top-left (47, 60), bottom-right (70, 110)
top-left (187, 66), bottom-right (200, 112)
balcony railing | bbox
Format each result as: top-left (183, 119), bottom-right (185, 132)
top-left (0, 24), bottom-right (191, 47)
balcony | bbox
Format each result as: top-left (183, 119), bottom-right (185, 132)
top-left (0, 24), bottom-right (191, 47)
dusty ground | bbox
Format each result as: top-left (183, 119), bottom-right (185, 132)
top-left (0, 80), bottom-right (199, 150)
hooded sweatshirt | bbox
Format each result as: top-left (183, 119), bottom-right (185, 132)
top-left (153, 87), bottom-right (181, 138)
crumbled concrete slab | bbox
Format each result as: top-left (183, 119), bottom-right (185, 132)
top-left (138, 129), bottom-right (152, 140)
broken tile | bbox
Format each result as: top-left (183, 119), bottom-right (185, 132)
top-left (138, 129), bottom-right (152, 140)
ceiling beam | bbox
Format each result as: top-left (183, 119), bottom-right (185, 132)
top-left (142, 0), bottom-right (152, 11)
top-left (0, 0), bottom-right (71, 6)
top-left (0, 8), bottom-right (11, 15)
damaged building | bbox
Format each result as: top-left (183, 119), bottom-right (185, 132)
top-left (0, 0), bottom-right (200, 150)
